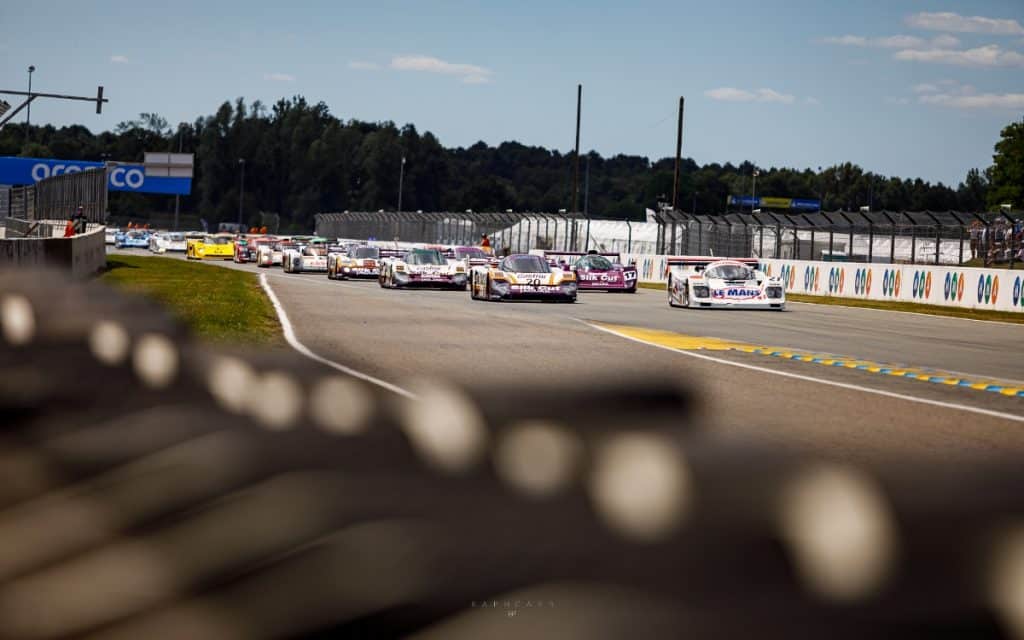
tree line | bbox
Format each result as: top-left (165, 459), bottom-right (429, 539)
top-left (1, 96), bottom-right (1018, 232)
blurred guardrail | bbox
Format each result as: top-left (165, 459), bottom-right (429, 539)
top-left (2, 270), bottom-right (1024, 638)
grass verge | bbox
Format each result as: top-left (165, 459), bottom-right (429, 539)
top-left (638, 281), bottom-right (1024, 324)
top-left (102, 255), bottom-right (281, 343)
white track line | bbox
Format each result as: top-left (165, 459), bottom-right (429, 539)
top-left (259, 273), bottom-right (416, 399)
top-left (579, 320), bottom-right (1024, 424)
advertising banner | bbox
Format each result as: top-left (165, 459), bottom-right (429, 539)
top-left (0, 156), bottom-right (192, 195)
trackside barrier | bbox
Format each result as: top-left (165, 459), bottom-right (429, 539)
top-left (624, 253), bottom-right (1024, 313)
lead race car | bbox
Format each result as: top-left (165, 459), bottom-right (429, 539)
top-left (542, 251), bottom-right (638, 293)
top-left (666, 257), bottom-right (785, 310)
top-left (470, 253), bottom-right (577, 302)
top-left (379, 248), bottom-right (468, 289)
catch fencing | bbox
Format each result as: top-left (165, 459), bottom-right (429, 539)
top-left (1, 167), bottom-right (107, 223)
top-left (655, 209), bottom-right (1021, 267)
top-left (316, 211), bottom-right (587, 251)
top-left (317, 209), bottom-right (1021, 267)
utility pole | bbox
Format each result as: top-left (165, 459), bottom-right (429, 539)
top-left (397, 156), bottom-right (406, 212)
top-left (751, 168), bottom-right (759, 215)
top-left (238, 158), bottom-right (246, 227)
top-left (671, 96), bottom-right (684, 211)
top-left (572, 84), bottom-right (582, 214)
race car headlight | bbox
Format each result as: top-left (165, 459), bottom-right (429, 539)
top-left (491, 271), bottom-right (507, 280)
top-left (693, 285), bottom-right (710, 298)
top-left (343, 267), bottom-right (351, 273)
top-left (455, 266), bottom-right (465, 273)
top-left (491, 279), bottom-right (510, 293)
top-left (394, 265), bottom-right (405, 272)
top-left (766, 286), bottom-right (784, 299)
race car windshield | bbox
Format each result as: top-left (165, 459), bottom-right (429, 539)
top-left (580, 256), bottom-right (614, 269)
top-left (208, 236), bottom-right (232, 245)
top-left (406, 251), bottom-right (445, 265)
top-left (168, 233), bottom-right (185, 241)
top-left (454, 247), bottom-right (486, 259)
top-left (353, 247), bottom-right (379, 259)
top-left (705, 264), bottom-right (754, 280)
top-left (303, 247), bottom-right (325, 257)
top-left (502, 255), bottom-right (550, 273)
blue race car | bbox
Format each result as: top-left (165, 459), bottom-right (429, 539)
top-left (114, 230), bottom-right (152, 249)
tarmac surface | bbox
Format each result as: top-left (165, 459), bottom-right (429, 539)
top-left (114, 249), bottom-right (1024, 466)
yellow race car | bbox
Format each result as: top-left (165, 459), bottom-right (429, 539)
top-left (187, 234), bottom-right (236, 260)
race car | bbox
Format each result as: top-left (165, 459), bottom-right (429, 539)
top-left (447, 246), bottom-right (495, 268)
top-left (114, 230), bottom-right (151, 249)
top-left (186, 234), bottom-right (235, 260)
top-left (378, 248), bottom-right (468, 290)
top-left (256, 240), bottom-right (292, 267)
top-left (282, 244), bottom-right (328, 273)
top-left (469, 253), bottom-right (577, 302)
top-left (149, 231), bottom-right (187, 254)
top-left (546, 251), bottom-right (638, 293)
top-left (105, 227), bottom-right (118, 245)
top-left (666, 257), bottom-right (785, 310)
top-left (327, 246), bottom-right (401, 280)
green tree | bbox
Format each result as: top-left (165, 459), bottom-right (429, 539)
top-left (987, 120), bottom-right (1024, 211)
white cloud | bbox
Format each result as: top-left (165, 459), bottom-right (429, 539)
top-left (804, 96), bottom-right (820, 105)
top-left (704, 87), bottom-right (797, 104)
top-left (348, 61), bottom-right (379, 71)
top-left (906, 12), bottom-right (1024, 36)
top-left (919, 92), bottom-right (1024, 109)
top-left (820, 34), bottom-right (958, 49)
top-left (912, 83), bottom-right (939, 94)
top-left (110, 55), bottom-right (129, 64)
top-left (894, 44), bottom-right (1024, 67)
top-left (264, 72), bottom-right (295, 82)
top-left (389, 55), bottom-right (493, 83)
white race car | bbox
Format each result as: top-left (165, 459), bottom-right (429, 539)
top-left (257, 241), bottom-right (292, 268)
top-left (282, 245), bottom-right (328, 273)
top-left (148, 231), bottom-right (188, 254)
top-left (667, 257), bottom-right (785, 310)
top-left (379, 248), bottom-right (468, 290)
top-left (105, 227), bottom-right (118, 245)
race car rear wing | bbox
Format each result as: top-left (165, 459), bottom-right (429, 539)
top-left (537, 250), bottom-right (629, 266)
top-left (666, 256), bottom-right (762, 272)
top-left (378, 248), bottom-right (406, 260)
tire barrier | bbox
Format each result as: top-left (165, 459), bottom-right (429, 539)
top-left (3, 270), bottom-right (1024, 637)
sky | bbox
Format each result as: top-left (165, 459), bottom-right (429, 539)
top-left (1, 0), bottom-right (1022, 186)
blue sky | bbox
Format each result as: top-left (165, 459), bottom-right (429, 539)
top-left (2, 0), bottom-right (1022, 186)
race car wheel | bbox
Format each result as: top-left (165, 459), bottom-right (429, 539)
top-left (469, 274), bottom-right (479, 300)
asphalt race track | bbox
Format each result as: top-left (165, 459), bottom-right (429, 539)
top-left (115, 249), bottom-right (1024, 467)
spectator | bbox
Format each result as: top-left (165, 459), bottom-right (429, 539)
top-left (71, 205), bottom-right (87, 235)
top-left (969, 220), bottom-right (981, 260)
top-left (480, 233), bottom-right (491, 249)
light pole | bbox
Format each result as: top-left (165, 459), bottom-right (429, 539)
top-left (25, 65), bottom-right (35, 144)
top-left (397, 156), bottom-right (406, 212)
top-left (238, 158), bottom-right (246, 228)
top-left (751, 168), bottom-right (760, 215)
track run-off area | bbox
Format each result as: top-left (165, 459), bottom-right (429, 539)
top-left (115, 249), bottom-right (1024, 467)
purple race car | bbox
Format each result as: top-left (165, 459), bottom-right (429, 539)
top-left (545, 252), bottom-right (638, 293)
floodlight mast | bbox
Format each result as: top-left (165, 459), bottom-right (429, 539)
top-left (0, 86), bottom-right (108, 128)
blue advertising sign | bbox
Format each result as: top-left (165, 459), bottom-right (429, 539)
top-left (790, 198), bottom-right (822, 211)
top-left (0, 156), bottom-right (192, 195)
top-left (728, 195), bottom-right (760, 207)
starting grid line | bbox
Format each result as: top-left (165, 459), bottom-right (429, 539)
top-left (591, 323), bottom-right (1024, 399)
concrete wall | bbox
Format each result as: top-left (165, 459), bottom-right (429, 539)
top-left (0, 225), bottom-right (106, 279)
